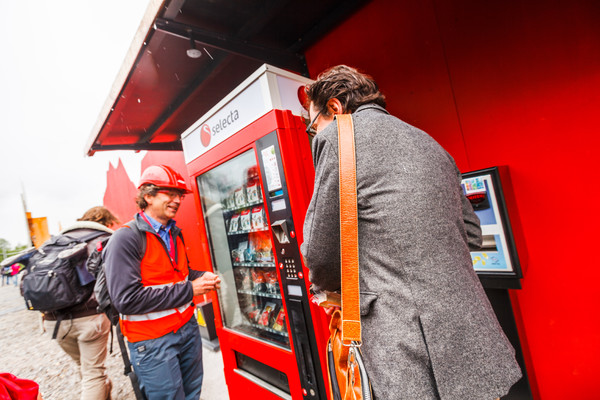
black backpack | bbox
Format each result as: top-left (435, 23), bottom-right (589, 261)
top-left (87, 221), bottom-right (147, 400)
top-left (21, 231), bottom-right (105, 313)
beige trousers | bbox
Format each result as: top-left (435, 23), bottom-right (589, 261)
top-left (47, 314), bottom-right (111, 400)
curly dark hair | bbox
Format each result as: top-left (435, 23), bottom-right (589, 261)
top-left (136, 184), bottom-right (160, 210)
top-left (305, 65), bottom-right (386, 116)
top-left (78, 206), bottom-right (120, 227)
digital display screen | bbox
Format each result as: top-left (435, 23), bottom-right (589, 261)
top-left (287, 285), bottom-right (302, 297)
top-left (461, 168), bottom-right (520, 279)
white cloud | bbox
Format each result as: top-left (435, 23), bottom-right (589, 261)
top-left (0, 1), bottom-right (150, 247)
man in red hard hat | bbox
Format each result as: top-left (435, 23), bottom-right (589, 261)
top-left (104, 165), bottom-right (221, 400)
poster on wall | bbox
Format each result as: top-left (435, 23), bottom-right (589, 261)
top-left (461, 167), bottom-right (521, 280)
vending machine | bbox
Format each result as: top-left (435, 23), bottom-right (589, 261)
top-left (181, 65), bottom-right (330, 400)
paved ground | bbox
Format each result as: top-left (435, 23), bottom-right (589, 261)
top-left (0, 283), bottom-right (229, 399)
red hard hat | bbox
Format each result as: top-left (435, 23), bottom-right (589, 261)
top-left (138, 165), bottom-right (192, 193)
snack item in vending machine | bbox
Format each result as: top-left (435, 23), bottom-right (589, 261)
top-left (246, 165), bottom-right (259, 181)
top-left (252, 233), bottom-right (273, 263)
top-left (246, 182), bottom-right (261, 204)
top-left (231, 248), bottom-right (242, 263)
top-left (236, 267), bottom-right (252, 291)
top-left (240, 209), bottom-right (252, 231)
top-left (271, 308), bottom-right (286, 332)
top-left (225, 193), bottom-right (236, 210)
top-left (251, 269), bottom-right (267, 292)
top-left (251, 206), bottom-right (265, 230)
top-left (254, 246), bottom-right (273, 263)
top-left (232, 241), bottom-right (249, 262)
top-left (229, 214), bottom-right (240, 233)
top-left (264, 270), bottom-right (279, 294)
top-left (258, 302), bottom-right (277, 327)
top-left (246, 302), bottom-right (261, 323)
top-left (234, 187), bottom-right (246, 207)
top-left (243, 244), bottom-right (256, 263)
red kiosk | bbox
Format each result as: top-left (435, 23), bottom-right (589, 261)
top-left (87, 1), bottom-right (600, 397)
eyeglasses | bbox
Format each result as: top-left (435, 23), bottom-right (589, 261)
top-left (157, 189), bottom-right (186, 200)
top-left (305, 109), bottom-right (323, 137)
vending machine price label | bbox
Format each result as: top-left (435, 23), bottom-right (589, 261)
top-left (261, 145), bottom-right (283, 192)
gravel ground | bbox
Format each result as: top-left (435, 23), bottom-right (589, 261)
top-left (0, 283), bottom-right (228, 400)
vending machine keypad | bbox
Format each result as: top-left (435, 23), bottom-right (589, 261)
top-left (283, 258), bottom-right (298, 279)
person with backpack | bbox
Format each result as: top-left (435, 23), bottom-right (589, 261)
top-left (103, 165), bottom-right (221, 400)
top-left (39, 206), bottom-right (119, 400)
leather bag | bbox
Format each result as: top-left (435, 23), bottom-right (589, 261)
top-left (326, 114), bottom-right (374, 400)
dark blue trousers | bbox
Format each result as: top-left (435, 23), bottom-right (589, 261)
top-left (128, 317), bottom-right (204, 400)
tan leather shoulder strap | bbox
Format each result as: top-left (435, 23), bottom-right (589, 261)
top-left (337, 114), bottom-right (361, 343)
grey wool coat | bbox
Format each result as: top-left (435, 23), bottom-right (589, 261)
top-left (301, 104), bottom-right (521, 399)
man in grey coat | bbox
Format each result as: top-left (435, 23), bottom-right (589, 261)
top-left (301, 65), bottom-right (521, 399)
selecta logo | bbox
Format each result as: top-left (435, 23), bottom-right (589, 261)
top-left (200, 124), bottom-right (211, 147)
top-left (198, 109), bottom-right (241, 148)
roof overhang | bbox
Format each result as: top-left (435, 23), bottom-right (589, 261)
top-left (86, 0), bottom-right (370, 156)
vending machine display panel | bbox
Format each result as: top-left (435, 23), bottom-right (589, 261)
top-left (197, 149), bottom-right (290, 349)
top-left (461, 167), bottom-right (522, 287)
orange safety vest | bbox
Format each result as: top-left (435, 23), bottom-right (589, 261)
top-left (120, 232), bottom-right (195, 342)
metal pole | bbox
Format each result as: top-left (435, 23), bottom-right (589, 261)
top-left (21, 182), bottom-right (34, 247)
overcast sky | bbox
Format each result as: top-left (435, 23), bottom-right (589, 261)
top-left (0, 1), bottom-right (150, 247)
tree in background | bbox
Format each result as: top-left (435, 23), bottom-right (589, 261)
top-left (0, 238), bottom-right (28, 263)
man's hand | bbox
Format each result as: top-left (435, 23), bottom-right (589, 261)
top-left (323, 306), bottom-right (340, 316)
top-left (191, 272), bottom-right (221, 296)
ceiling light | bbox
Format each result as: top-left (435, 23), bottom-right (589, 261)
top-left (187, 32), bottom-right (201, 59)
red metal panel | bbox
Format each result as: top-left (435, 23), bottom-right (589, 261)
top-left (303, 0), bottom-right (469, 170)
top-left (431, 2), bottom-right (600, 398)
top-left (304, 0), bottom-right (600, 398)
top-left (103, 159), bottom-right (139, 224)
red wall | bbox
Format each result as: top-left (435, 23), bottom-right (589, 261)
top-left (305, 0), bottom-right (600, 398)
top-left (103, 159), bottom-right (138, 225)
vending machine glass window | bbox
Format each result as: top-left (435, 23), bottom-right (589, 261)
top-left (197, 149), bottom-right (290, 349)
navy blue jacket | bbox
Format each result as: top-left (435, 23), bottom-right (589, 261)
top-left (104, 213), bottom-right (204, 315)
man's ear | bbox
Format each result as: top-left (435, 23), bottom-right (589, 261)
top-left (327, 98), bottom-right (345, 115)
top-left (144, 193), bottom-right (155, 206)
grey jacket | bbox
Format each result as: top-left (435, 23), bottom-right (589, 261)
top-left (301, 104), bottom-right (521, 399)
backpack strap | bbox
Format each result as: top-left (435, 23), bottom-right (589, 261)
top-left (124, 220), bottom-right (147, 258)
top-left (175, 231), bottom-right (190, 266)
top-left (63, 230), bottom-right (107, 244)
top-left (51, 313), bottom-right (73, 340)
top-left (51, 314), bottom-right (64, 340)
top-left (116, 323), bottom-right (146, 400)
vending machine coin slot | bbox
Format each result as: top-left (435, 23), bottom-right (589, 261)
top-left (271, 219), bottom-right (291, 244)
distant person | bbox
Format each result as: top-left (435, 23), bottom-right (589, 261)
top-left (103, 165), bottom-right (221, 400)
top-left (10, 263), bottom-right (20, 286)
top-left (301, 65), bottom-right (521, 399)
top-left (1, 265), bottom-right (10, 286)
top-left (44, 206), bottom-right (119, 400)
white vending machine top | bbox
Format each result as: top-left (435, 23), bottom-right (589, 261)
top-left (181, 64), bottom-right (313, 164)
